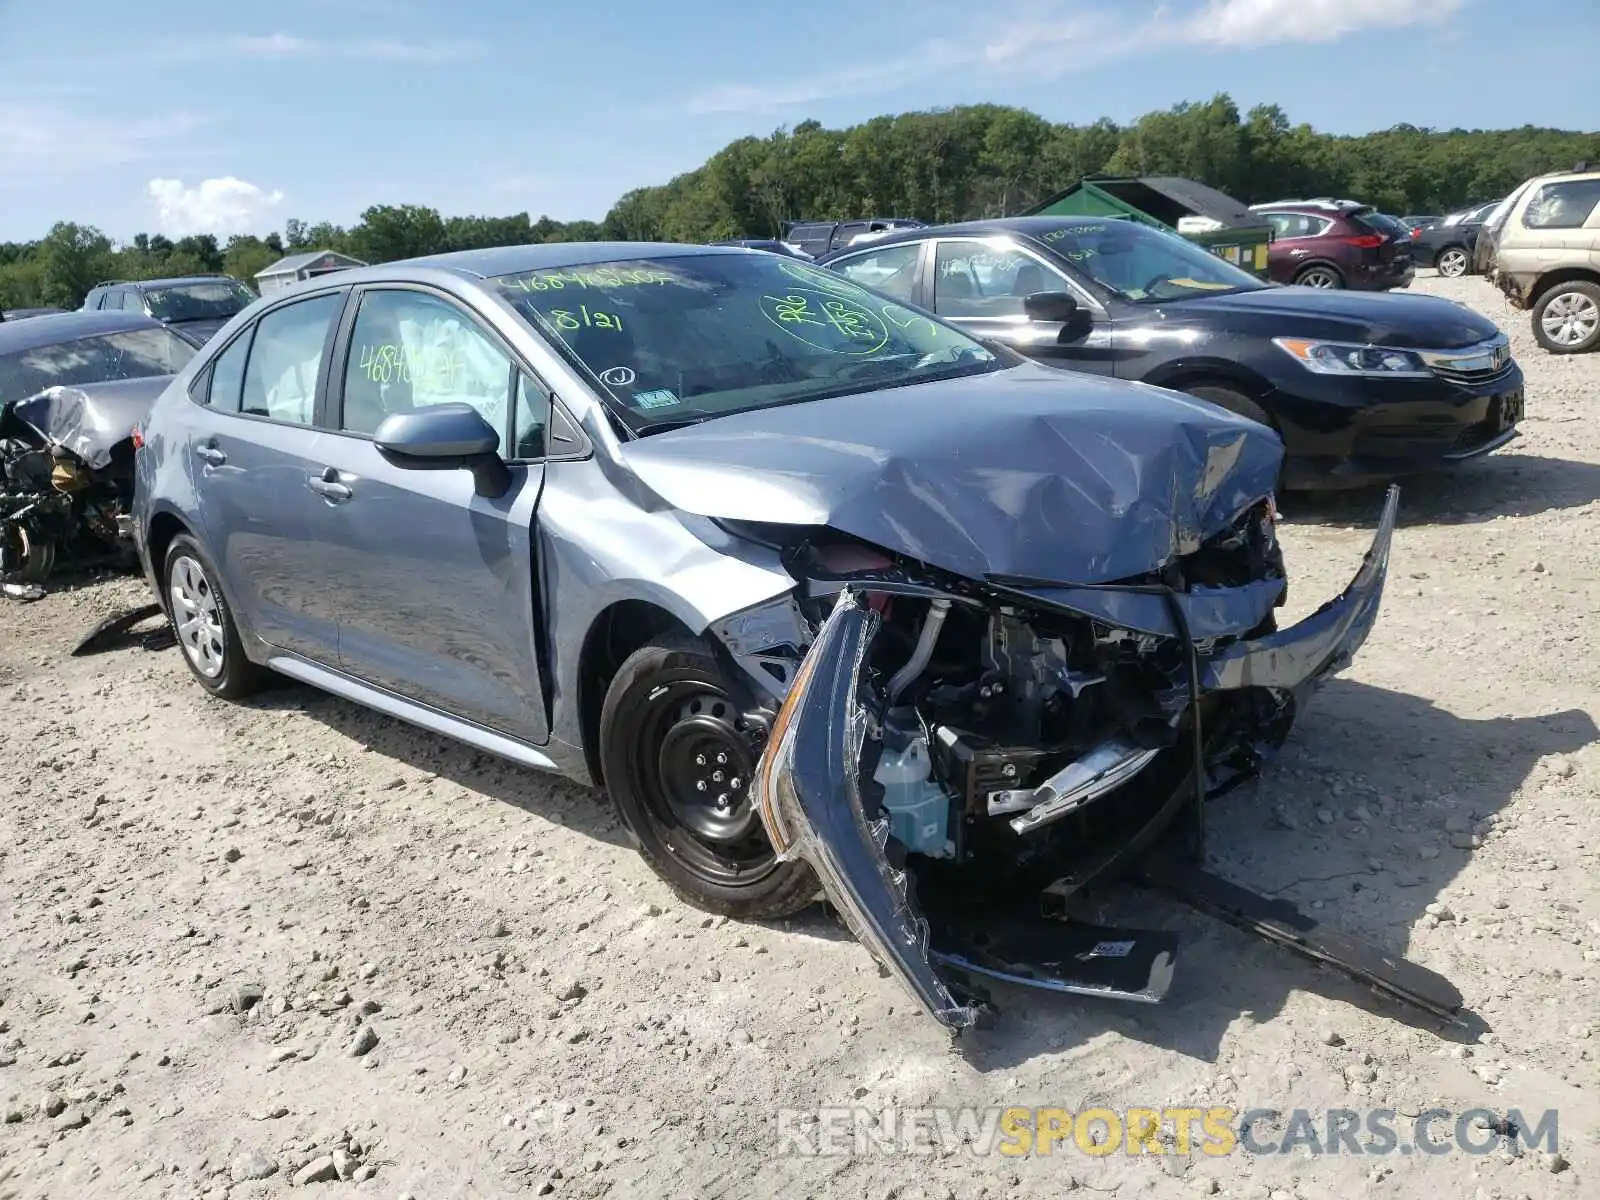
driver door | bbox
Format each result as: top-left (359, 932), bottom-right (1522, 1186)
top-left (926, 238), bottom-right (1117, 376)
top-left (310, 285), bottom-right (552, 743)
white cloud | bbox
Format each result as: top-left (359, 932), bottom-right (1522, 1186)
top-left (147, 177), bottom-right (286, 237)
top-left (1181, 0), bottom-right (1461, 45)
top-left (685, 0), bottom-right (1461, 113)
top-left (208, 32), bottom-right (485, 63)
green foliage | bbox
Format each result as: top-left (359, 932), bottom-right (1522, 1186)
top-left (3, 95), bottom-right (1595, 311)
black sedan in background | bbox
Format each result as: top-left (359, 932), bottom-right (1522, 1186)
top-left (1409, 201), bottom-right (1500, 277)
top-left (818, 217), bottom-right (1523, 490)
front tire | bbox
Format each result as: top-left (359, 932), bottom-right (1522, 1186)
top-left (1532, 281), bottom-right (1600, 354)
top-left (1436, 247), bottom-right (1469, 277)
top-left (599, 635), bottom-right (817, 919)
top-left (162, 534), bottom-right (263, 699)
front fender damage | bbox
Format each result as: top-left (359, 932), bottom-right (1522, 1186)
top-left (754, 486), bottom-right (1462, 1031)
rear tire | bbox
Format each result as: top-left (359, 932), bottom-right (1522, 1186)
top-left (1293, 264), bottom-right (1344, 289)
top-left (1531, 280), bottom-right (1600, 354)
top-left (599, 635), bottom-right (817, 919)
top-left (1436, 247), bottom-right (1469, 278)
top-left (162, 534), bottom-right (264, 700)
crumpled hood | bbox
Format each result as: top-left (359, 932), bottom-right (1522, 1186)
top-left (617, 363), bottom-right (1283, 584)
top-left (2, 376), bottom-right (170, 468)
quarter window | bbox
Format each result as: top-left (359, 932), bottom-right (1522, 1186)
top-left (207, 330), bottom-right (252, 413)
top-left (239, 292), bottom-right (342, 425)
top-left (1264, 212), bottom-right (1331, 238)
top-left (933, 243), bottom-right (1068, 319)
top-left (830, 244), bottom-right (921, 301)
top-left (341, 289), bottom-right (514, 438)
top-left (1523, 180), bottom-right (1600, 230)
top-left (511, 373), bottom-right (550, 459)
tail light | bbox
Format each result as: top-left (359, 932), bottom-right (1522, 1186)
top-left (1410, 227), bottom-right (1422, 239)
top-left (1342, 234), bottom-right (1384, 249)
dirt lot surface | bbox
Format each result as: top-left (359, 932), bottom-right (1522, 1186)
top-left (2, 272), bottom-right (1597, 1200)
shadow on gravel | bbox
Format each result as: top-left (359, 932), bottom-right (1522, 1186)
top-left (242, 678), bottom-right (631, 849)
top-left (956, 677), bottom-right (1597, 1070)
top-left (1281, 453), bottom-right (1600, 529)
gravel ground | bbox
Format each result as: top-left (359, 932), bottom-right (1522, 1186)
top-left (1, 272), bottom-right (1596, 1200)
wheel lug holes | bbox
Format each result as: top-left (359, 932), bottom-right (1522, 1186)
top-left (716, 752), bottom-right (727, 765)
top-left (712, 770), bottom-right (724, 783)
top-left (694, 753), bottom-right (706, 766)
top-left (695, 780), bottom-right (707, 792)
top-left (730, 777), bottom-right (742, 790)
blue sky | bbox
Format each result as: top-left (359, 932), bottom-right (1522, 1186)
top-left (1, 0), bottom-right (1595, 243)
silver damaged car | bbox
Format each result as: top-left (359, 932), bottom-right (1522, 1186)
top-left (132, 243), bottom-right (1456, 1032)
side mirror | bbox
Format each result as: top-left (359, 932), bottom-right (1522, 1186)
top-left (373, 402), bottom-right (511, 499)
top-left (1023, 291), bottom-right (1079, 324)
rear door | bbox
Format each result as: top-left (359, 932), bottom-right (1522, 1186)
top-left (1260, 210), bottom-right (1334, 281)
top-left (926, 237), bottom-right (1117, 375)
top-left (186, 288), bottom-right (350, 661)
top-left (312, 284), bottom-right (552, 743)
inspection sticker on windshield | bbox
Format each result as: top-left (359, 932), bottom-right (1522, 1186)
top-left (632, 388), bottom-right (680, 410)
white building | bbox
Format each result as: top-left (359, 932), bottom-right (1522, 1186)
top-left (255, 250), bottom-right (368, 296)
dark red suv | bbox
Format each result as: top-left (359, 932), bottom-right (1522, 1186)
top-left (1250, 199), bottom-right (1416, 291)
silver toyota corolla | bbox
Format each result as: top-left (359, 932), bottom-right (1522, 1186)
top-left (133, 242), bottom-right (1415, 1030)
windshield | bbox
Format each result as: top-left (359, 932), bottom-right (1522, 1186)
top-left (495, 253), bottom-right (1005, 433)
top-left (0, 327), bottom-right (195, 405)
top-left (143, 280), bottom-right (256, 322)
top-left (1033, 221), bottom-right (1266, 303)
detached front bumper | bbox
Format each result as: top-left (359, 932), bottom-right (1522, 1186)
top-left (754, 488), bottom-right (1399, 1031)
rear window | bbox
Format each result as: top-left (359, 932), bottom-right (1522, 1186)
top-left (0, 327), bottom-right (195, 405)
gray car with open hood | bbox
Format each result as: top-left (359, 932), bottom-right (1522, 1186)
top-left (131, 243), bottom-right (1459, 1031)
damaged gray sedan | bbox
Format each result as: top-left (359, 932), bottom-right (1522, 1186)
top-left (133, 244), bottom-right (1459, 1030)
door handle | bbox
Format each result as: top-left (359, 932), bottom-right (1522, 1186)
top-left (307, 469), bottom-right (352, 503)
top-left (194, 444), bottom-right (227, 465)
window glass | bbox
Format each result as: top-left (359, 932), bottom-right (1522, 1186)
top-left (207, 330), bottom-right (252, 413)
top-left (144, 280), bottom-right (256, 322)
top-left (0, 327), bottom-right (196, 406)
top-left (239, 292), bottom-right (341, 424)
top-left (1523, 180), bottom-right (1600, 230)
top-left (1031, 221), bottom-right (1266, 303)
top-left (494, 254), bottom-right (1001, 435)
top-left (933, 243), bottom-right (1070, 318)
top-left (830, 244), bottom-right (921, 301)
top-left (1265, 212), bottom-right (1330, 238)
top-left (341, 289), bottom-right (513, 437)
top-left (512, 373), bottom-right (550, 459)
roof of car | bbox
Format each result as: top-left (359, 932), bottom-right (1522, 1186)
top-left (815, 216), bottom-right (1121, 258)
top-left (0, 310), bottom-right (167, 354)
top-left (128, 275), bottom-right (241, 289)
top-left (396, 242), bottom-right (745, 277)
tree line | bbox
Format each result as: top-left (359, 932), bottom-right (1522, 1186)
top-left (4, 94), bottom-right (1595, 311)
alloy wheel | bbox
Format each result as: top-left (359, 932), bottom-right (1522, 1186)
top-left (1298, 268), bottom-right (1339, 289)
top-left (1438, 248), bottom-right (1468, 277)
top-left (169, 554), bottom-right (226, 678)
top-left (1541, 291), bottom-right (1600, 348)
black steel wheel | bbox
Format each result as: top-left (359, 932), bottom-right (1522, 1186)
top-left (599, 635), bottom-right (817, 918)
